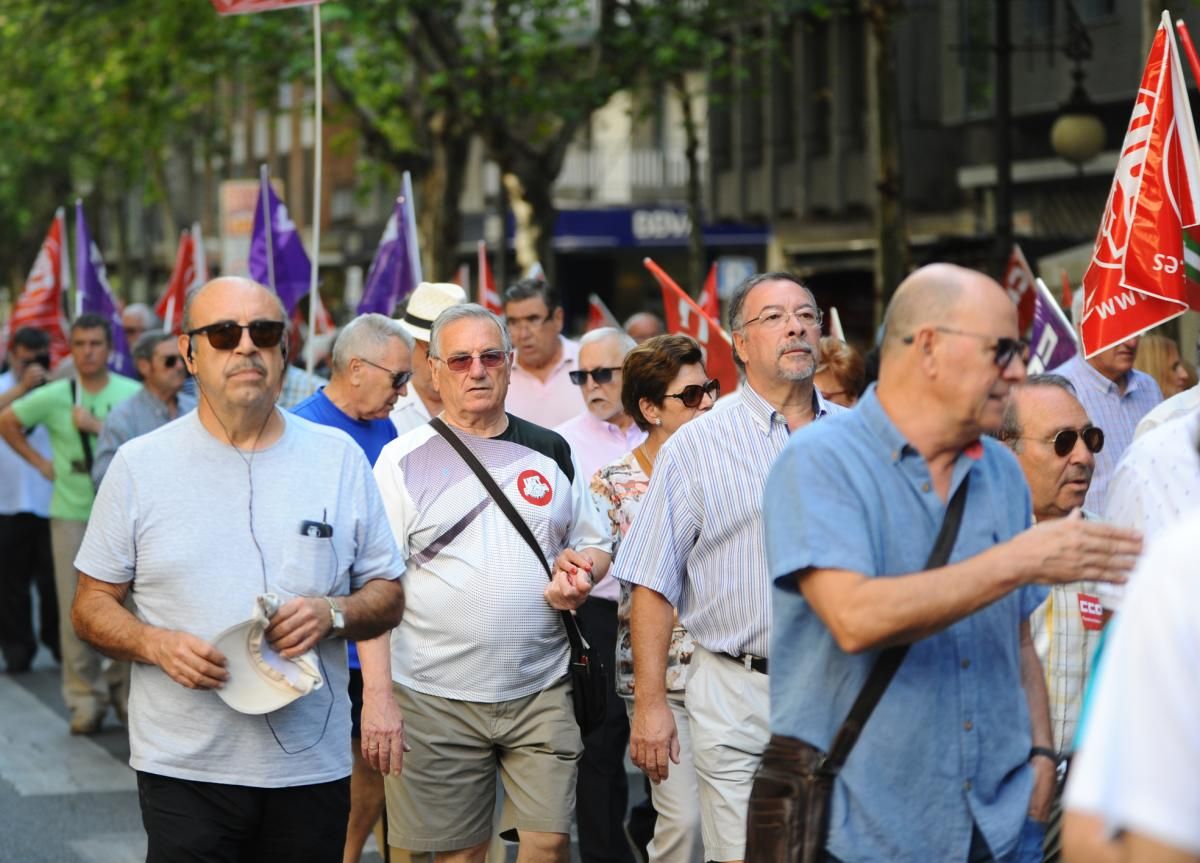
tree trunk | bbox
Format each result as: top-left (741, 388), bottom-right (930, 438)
top-left (866, 0), bottom-right (910, 332)
top-left (675, 74), bottom-right (707, 297)
top-left (417, 112), bottom-right (472, 281)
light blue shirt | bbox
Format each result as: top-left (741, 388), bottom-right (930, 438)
top-left (764, 387), bottom-right (1045, 863)
top-left (612, 384), bottom-right (842, 658)
top-left (1052, 354), bottom-right (1161, 513)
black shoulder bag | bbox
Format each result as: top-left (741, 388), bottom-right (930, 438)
top-left (430, 417), bottom-right (608, 735)
top-left (68, 379), bottom-right (96, 477)
top-left (745, 475), bottom-right (970, 863)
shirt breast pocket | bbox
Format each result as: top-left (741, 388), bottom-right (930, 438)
top-left (278, 535), bottom-right (338, 599)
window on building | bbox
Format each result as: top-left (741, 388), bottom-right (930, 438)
top-left (808, 16), bottom-right (831, 156)
top-left (742, 25), bottom-right (765, 168)
top-left (960, 1), bottom-right (993, 117)
top-left (1079, 0), bottom-right (1115, 21)
top-left (710, 58), bottom-right (733, 172)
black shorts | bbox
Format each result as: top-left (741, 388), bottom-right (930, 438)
top-left (137, 771), bottom-right (350, 863)
top-left (348, 667), bottom-right (364, 739)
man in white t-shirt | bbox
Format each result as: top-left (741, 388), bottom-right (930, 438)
top-left (374, 303), bottom-right (611, 862)
top-left (1064, 511), bottom-right (1200, 862)
top-left (71, 277), bottom-right (406, 860)
top-left (0, 327), bottom-right (56, 672)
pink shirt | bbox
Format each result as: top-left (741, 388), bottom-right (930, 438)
top-left (505, 336), bottom-right (581, 429)
top-left (555, 410), bottom-right (646, 601)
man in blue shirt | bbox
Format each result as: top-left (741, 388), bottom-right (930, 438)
top-left (292, 311), bottom-right (413, 863)
top-left (762, 264), bottom-right (1141, 862)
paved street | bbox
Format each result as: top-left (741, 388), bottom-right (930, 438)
top-left (0, 654), bottom-right (643, 863)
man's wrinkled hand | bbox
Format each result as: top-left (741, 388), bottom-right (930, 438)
top-left (630, 699), bottom-right (680, 784)
top-left (360, 689), bottom-right (410, 776)
top-left (1028, 755), bottom-right (1057, 822)
top-left (265, 597), bottom-right (330, 658)
top-left (150, 629), bottom-right (228, 690)
top-left (544, 566), bottom-right (593, 610)
top-left (1014, 510), bottom-right (1142, 586)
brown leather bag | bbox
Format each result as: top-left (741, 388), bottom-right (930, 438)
top-left (745, 476), bottom-right (970, 863)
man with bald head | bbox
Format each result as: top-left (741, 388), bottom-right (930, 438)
top-left (624, 312), bottom-right (665, 344)
top-left (757, 264), bottom-right (1141, 862)
top-left (71, 277), bottom-right (406, 860)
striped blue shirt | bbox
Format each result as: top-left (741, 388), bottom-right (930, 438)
top-left (1052, 355), bottom-right (1162, 513)
top-left (611, 384), bottom-right (843, 657)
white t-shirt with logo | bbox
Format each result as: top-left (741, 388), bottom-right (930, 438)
top-left (374, 413), bottom-right (611, 702)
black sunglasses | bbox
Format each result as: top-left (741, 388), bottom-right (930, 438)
top-left (358, 357), bottom-right (413, 390)
top-left (186, 320), bottom-right (286, 351)
top-left (903, 327), bottom-right (1030, 369)
top-left (665, 378), bottom-right (720, 408)
top-left (569, 367), bottom-right (622, 386)
top-left (1046, 426), bottom-right (1105, 457)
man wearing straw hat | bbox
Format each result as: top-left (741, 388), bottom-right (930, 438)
top-left (0, 313), bottom-right (139, 735)
top-left (391, 281), bottom-right (468, 436)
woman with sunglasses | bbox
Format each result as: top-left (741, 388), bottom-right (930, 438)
top-left (589, 334), bottom-right (717, 863)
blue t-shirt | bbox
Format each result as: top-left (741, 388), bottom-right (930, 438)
top-left (763, 386), bottom-right (1044, 863)
top-left (292, 388), bottom-right (399, 670)
top-left (291, 389), bottom-right (398, 468)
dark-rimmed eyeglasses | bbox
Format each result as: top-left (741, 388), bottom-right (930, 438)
top-left (438, 350), bottom-right (509, 373)
top-left (665, 378), bottom-right (720, 408)
top-left (902, 327), bottom-right (1029, 368)
top-left (357, 357), bottom-right (412, 390)
top-left (741, 307), bottom-right (824, 330)
top-left (186, 320), bottom-right (286, 351)
top-left (569, 367), bottom-right (622, 386)
top-left (1021, 426), bottom-right (1105, 457)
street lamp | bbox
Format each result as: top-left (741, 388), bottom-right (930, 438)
top-left (1050, 1), bottom-right (1104, 167)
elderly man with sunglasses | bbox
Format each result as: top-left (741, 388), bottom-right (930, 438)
top-left (92, 330), bottom-right (195, 488)
top-left (758, 265), bottom-right (1141, 863)
top-left (614, 272), bottom-right (844, 863)
top-left (554, 326), bottom-right (646, 863)
top-left (373, 303), bottom-right (612, 862)
top-left (71, 277), bottom-right (406, 861)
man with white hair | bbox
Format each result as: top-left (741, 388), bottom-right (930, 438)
top-left (292, 311), bottom-right (414, 863)
top-left (555, 326), bottom-right (645, 863)
top-left (391, 282), bottom-right (468, 436)
top-left (121, 303), bottom-right (161, 348)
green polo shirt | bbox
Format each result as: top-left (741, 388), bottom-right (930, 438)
top-left (11, 375), bottom-right (141, 520)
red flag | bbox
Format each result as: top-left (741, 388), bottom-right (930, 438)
top-left (211, 0), bottom-right (323, 14)
top-left (7, 210), bottom-right (70, 366)
top-left (1081, 14), bottom-right (1200, 357)
top-left (643, 257), bottom-right (738, 396)
top-left (156, 226), bottom-right (207, 335)
top-left (587, 294), bottom-right (620, 331)
top-left (697, 261), bottom-right (720, 320)
top-left (1060, 270), bottom-right (1073, 313)
top-left (1001, 245), bottom-right (1038, 337)
top-left (477, 241), bottom-right (503, 315)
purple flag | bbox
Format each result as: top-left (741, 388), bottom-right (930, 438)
top-left (248, 172), bottom-right (312, 315)
top-left (357, 197), bottom-right (416, 316)
top-left (74, 202), bottom-right (134, 377)
top-left (1030, 278), bottom-right (1079, 374)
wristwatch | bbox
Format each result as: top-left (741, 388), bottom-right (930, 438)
top-left (324, 597), bottom-right (345, 637)
top-left (1029, 746), bottom-right (1057, 764)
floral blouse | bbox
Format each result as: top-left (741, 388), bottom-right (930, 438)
top-left (590, 450), bottom-right (695, 699)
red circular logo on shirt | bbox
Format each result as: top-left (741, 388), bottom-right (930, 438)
top-left (517, 469), bottom-right (553, 506)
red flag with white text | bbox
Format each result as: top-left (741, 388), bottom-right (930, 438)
top-left (477, 241), bottom-right (503, 315)
top-left (156, 224), bottom-right (208, 335)
top-left (697, 261), bottom-right (720, 320)
top-left (643, 257), bottom-right (738, 396)
top-left (1081, 13), bottom-right (1200, 357)
top-left (7, 210), bottom-right (70, 365)
top-left (1001, 245), bottom-right (1038, 337)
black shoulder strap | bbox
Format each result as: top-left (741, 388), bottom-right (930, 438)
top-left (69, 378), bottom-right (95, 474)
top-left (429, 417), bottom-right (589, 651)
top-left (824, 474), bottom-right (971, 771)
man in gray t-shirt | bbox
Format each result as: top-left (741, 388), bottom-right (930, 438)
top-left (71, 277), bottom-right (405, 860)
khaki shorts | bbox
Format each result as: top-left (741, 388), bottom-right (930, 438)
top-left (385, 678), bottom-right (583, 853)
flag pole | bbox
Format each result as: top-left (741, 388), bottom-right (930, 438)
top-left (259, 164), bottom-right (276, 294)
top-left (305, 3), bottom-right (323, 380)
top-left (1176, 20), bottom-right (1200, 87)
